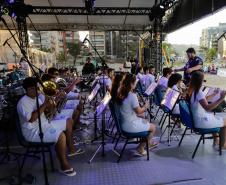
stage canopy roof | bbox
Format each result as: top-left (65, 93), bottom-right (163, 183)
top-left (0, 0), bottom-right (226, 32)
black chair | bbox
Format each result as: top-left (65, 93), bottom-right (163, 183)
top-left (109, 101), bottom-right (150, 163)
top-left (178, 99), bottom-right (222, 159)
top-left (15, 112), bottom-right (55, 172)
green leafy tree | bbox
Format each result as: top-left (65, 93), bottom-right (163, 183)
top-left (40, 47), bottom-right (52, 53)
top-left (206, 48), bottom-right (217, 62)
top-left (67, 42), bottom-right (81, 65)
top-left (56, 51), bottom-right (67, 64)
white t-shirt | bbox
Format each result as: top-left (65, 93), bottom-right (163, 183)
top-left (158, 76), bottom-right (168, 89)
top-left (97, 75), bottom-right (112, 90)
top-left (172, 85), bottom-right (180, 115)
top-left (17, 95), bottom-right (51, 140)
top-left (190, 89), bottom-right (223, 129)
top-left (143, 74), bottom-right (155, 90)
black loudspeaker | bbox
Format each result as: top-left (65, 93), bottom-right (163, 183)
top-left (143, 48), bottom-right (150, 66)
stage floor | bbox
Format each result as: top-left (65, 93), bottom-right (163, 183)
top-left (0, 109), bottom-right (226, 185)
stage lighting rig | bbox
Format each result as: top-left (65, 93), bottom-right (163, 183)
top-left (84, 0), bottom-right (96, 13)
top-left (0, 0), bottom-right (33, 18)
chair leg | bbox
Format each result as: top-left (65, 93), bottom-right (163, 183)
top-left (170, 122), bottom-right (177, 136)
top-left (219, 130), bottom-right (223, 156)
top-left (146, 138), bottom-right (149, 161)
top-left (159, 112), bottom-right (165, 126)
top-left (48, 147), bottom-right (55, 172)
top-left (192, 135), bottom-right (203, 159)
top-left (178, 127), bottom-right (187, 147)
top-left (154, 107), bottom-right (160, 120)
top-left (160, 114), bottom-right (168, 130)
top-left (202, 137), bottom-right (205, 144)
top-left (20, 147), bottom-right (30, 172)
top-left (117, 139), bottom-right (128, 163)
top-left (114, 135), bottom-right (121, 150)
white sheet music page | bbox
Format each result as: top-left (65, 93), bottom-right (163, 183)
top-left (96, 92), bottom-right (112, 116)
top-left (161, 88), bottom-right (180, 110)
top-left (144, 82), bottom-right (158, 96)
top-left (88, 83), bottom-right (101, 102)
top-left (206, 88), bottom-right (222, 102)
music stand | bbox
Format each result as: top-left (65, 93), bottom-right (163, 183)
top-left (89, 92), bottom-right (111, 163)
top-left (88, 83), bottom-right (101, 102)
top-left (144, 82), bottom-right (158, 96)
top-left (160, 88), bottom-right (180, 145)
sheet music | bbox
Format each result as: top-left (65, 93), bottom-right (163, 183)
top-left (88, 83), bottom-right (101, 102)
top-left (206, 87), bottom-right (222, 102)
top-left (202, 86), bottom-right (210, 96)
top-left (161, 88), bottom-right (180, 111)
top-left (96, 92), bottom-right (112, 116)
top-left (144, 82), bottom-right (158, 96)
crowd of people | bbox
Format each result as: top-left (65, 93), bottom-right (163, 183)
top-left (16, 48), bottom-right (226, 177)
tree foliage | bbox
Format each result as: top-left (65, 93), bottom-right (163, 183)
top-left (67, 42), bottom-right (81, 60)
top-left (56, 51), bottom-right (67, 63)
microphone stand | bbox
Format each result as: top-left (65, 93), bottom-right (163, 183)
top-left (84, 38), bottom-right (111, 163)
top-left (0, 17), bottom-right (50, 185)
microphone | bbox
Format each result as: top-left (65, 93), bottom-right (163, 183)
top-left (82, 34), bottom-right (88, 44)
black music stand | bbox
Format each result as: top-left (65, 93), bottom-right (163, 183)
top-left (89, 92), bottom-right (111, 163)
top-left (159, 88), bottom-right (180, 146)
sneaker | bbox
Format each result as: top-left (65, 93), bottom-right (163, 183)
top-left (68, 148), bottom-right (85, 157)
top-left (59, 168), bottom-right (76, 177)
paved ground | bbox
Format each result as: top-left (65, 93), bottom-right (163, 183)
top-left (1, 105), bottom-right (226, 185)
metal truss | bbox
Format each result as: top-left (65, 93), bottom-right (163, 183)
top-left (31, 7), bottom-right (153, 15)
top-left (0, 23), bottom-right (148, 31)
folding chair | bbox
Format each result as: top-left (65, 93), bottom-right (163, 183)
top-left (109, 101), bottom-right (150, 163)
top-left (178, 99), bottom-right (222, 159)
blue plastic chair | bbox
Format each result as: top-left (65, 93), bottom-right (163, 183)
top-left (109, 101), bottom-right (150, 163)
top-left (178, 99), bottom-right (222, 158)
top-left (153, 85), bottom-right (166, 120)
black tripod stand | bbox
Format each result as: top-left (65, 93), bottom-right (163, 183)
top-left (1, 17), bottom-right (50, 185)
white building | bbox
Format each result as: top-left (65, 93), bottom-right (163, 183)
top-left (89, 31), bottom-right (106, 56)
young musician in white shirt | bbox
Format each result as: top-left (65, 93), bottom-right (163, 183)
top-left (116, 73), bottom-right (158, 156)
top-left (158, 67), bottom-right (173, 89)
top-left (17, 77), bottom-right (83, 176)
top-left (188, 71), bottom-right (226, 148)
top-left (143, 66), bottom-right (155, 90)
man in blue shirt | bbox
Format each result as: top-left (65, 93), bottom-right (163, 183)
top-left (174, 48), bottom-right (203, 85)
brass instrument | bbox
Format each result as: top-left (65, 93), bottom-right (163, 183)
top-left (39, 80), bottom-right (58, 122)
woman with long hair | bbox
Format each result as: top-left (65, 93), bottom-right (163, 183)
top-left (110, 72), bottom-right (125, 102)
top-left (116, 73), bottom-right (157, 156)
top-left (188, 71), bottom-right (226, 147)
top-left (168, 73), bottom-right (183, 115)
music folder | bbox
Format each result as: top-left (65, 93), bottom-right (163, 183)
top-left (206, 87), bottom-right (222, 102)
top-left (161, 88), bottom-right (180, 111)
top-left (144, 82), bottom-right (158, 96)
top-left (96, 92), bottom-right (112, 116)
top-left (88, 83), bottom-right (101, 102)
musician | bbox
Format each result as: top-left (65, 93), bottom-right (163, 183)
top-left (110, 73), bottom-right (125, 102)
top-left (82, 57), bottom-right (96, 75)
top-left (40, 74), bottom-right (82, 129)
top-left (17, 77), bottom-right (84, 176)
top-left (167, 73), bottom-right (184, 115)
top-left (47, 67), bottom-right (81, 102)
top-left (158, 67), bottom-right (173, 89)
top-left (174, 48), bottom-right (203, 85)
top-left (143, 66), bottom-right (155, 90)
top-left (136, 67), bottom-right (144, 82)
top-left (188, 71), bottom-right (226, 147)
top-left (116, 73), bottom-right (158, 156)
top-left (94, 67), bottom-right (114, 93)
